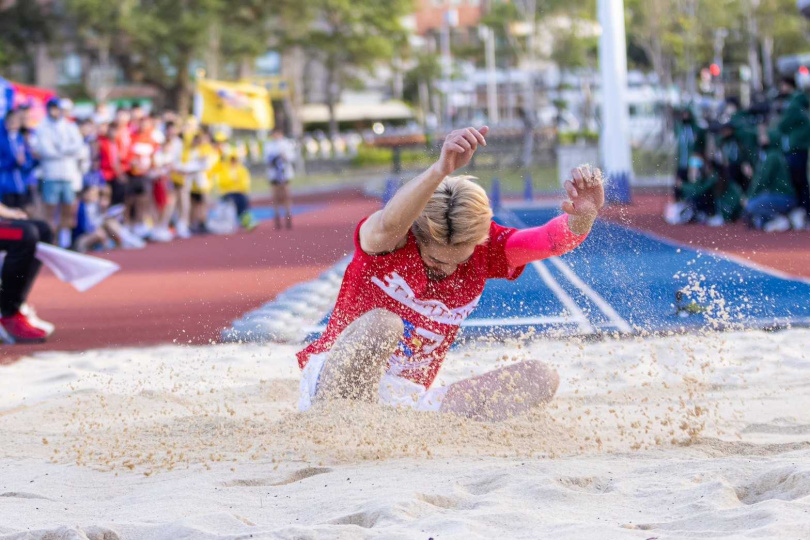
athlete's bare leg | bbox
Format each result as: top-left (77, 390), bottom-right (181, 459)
top-left (315, 308), bottom-right (404, 403)
top-left (440, 360), bottom-right (560, 421)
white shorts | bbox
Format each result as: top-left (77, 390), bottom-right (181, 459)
top-left (298, 352), bottom-right (448, 412)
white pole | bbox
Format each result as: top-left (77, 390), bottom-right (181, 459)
top-left (484, 26), bottom-right (499, 124)
top-left (598, 0), bottom-right (633, 203)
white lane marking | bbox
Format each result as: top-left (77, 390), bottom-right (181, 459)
top-left (532, 260), bottom-right (595, 334)
top-left (496, 207), bottom-right (595, 334)
top-left (500, 206), bottom-right (632, 333)
top-left (547, 257), bottom-right (633, 332)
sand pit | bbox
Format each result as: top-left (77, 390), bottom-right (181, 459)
top-left (1, 329), bottom-right (809, 539)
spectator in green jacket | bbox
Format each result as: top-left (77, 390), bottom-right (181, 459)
top-left (680, 152), bottom-right (717, 221)
top-left (744, 129), bottom-right (797, 231)
top-left (674, 108), bottom-right (706, 201)
top-left (776, 75), bottom-right (810, 224)
top-left (719, 104), bottom-right (758, 192)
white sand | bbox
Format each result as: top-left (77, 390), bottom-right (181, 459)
top-left (1, 329), bottom-right (809, 539)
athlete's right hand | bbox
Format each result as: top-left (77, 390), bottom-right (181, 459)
top-left (435, 126), bottom-right (489, 177)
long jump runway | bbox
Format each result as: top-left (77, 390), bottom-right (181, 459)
top-left (236, 204), bottom-right (810, 344)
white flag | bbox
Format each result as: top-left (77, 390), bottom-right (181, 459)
top-left (34, 243), bottom-right (120, 292)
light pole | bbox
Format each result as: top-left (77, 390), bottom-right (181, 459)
top-left (598, 0), bottom-right (633, 203)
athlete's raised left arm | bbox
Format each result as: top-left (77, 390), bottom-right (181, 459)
top-left (505, 165), bottom-right (604, 267)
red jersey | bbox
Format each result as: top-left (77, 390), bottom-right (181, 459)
top-left (98, 136), bottom-right (119, 182)
top-left (128, 133), bottom-right (158, 176)
top-left (115, 129), bottom-right (132, 173)
top-left (297, 218), bottom-right (526, 388)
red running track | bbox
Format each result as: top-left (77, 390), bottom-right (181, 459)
top-left (600, 193), bottom-right (810, 279)
top-left (1, 191), bottom-right (380, 363)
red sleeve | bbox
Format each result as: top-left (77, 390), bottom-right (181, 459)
top-left (353, 217), bottom-right (369, 253)
top-left (486, 221), bottom-right (526, 280)
top-left (504, 214), bottom-right (588, 268)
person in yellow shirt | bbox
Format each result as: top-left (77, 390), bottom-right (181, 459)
top-left (189, 130), bottom-right (218, 233)
top-left (211, 148), bottom-right (256, 230)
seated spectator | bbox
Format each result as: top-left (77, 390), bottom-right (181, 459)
top-left (679, 153), bottom-right (717, 223)
top-left (776, 75), bottom-right (810, 229)
top-left (674, 108), bottom-right (706, 201)
top-left (710, 160), bottom-right (744, 226)
top-left (211, 148), bottom-right (256, 230)
top-left (718, 118), bottom-right (757, 193)
top-left (743, 129), bottom-right (797, 231)
top-left (0, 203), bottom-right (54, 343)
top-left (72, 177), bottom-right (144, 253)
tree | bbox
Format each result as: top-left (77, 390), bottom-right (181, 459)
top-left (0, 1), bottom-right (53, 80)
top-left (66, 0), bottom-right (131, 101)
top-left (403, 52), bottom-right (441, 123)
top-left (288, 0), bottom-right (414, 141)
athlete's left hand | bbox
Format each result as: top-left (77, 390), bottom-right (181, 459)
top-left (562, 165), bottom-right (604, 234)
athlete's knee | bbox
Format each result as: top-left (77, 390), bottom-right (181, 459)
top-left (16, 221), bottom-right (41, 249)
top-left (31, 220), bottom-right (53, 244)
top-left (521, 360), bottom-right (560, 397)
top-left (361, 309), bottom-right (404, 341)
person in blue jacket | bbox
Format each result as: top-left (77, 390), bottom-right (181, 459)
top-left (0, 109), bottom-right (30, 210)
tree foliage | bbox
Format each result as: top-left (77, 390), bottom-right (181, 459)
top-left (0, 1), bottom-right (54, 75)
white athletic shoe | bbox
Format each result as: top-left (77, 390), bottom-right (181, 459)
top-left (175, 222), bottom-right (191, 239)
top-left (132, 223), bottom-right (152, 239)
top-left (706, 214), bottom-right (725, 227)
top-left (20, 304), bottom-right (55, 337)
top-left (788, 208), bottom-right (807, 230)
top-left (119, 228), bottom-right (147, 249)
top-left (763, 215), bottom-right (791, 232)
top-left (149, 227), bottom-right (174, 243)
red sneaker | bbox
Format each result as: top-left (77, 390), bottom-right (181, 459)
top-left (0, 312), bottom-right (49, 343)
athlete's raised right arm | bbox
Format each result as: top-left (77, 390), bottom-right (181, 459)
top-left (359, 126), bottom-right (489, 255)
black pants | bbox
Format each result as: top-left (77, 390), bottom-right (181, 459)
top-left (675, 167), bottom-right (688, 200)
top-left (0, 219), bottom-right (53, 317)
top-left (687, 191), bottom-right (715, 217)
top-left (785, 150), bottom-right (810, 215)
top-left (727, 163), bottom-right (750, 193)
top-left (109, 179), bottom-right (127, 206)
top-left (1, 192), bottom-right (31, 209)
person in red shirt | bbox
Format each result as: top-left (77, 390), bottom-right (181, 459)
top-left (297, 126), bottom-right (605, 420)
top-left (98, 122), bottom-right (126, 206)
top-left (127, 117), bottom-right (159, 235)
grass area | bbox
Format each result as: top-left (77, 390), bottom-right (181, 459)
top-left (248, 148), bottom-right (672, 197)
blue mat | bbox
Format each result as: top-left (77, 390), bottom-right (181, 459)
top-left (306, 205), bottom-right (810, 340)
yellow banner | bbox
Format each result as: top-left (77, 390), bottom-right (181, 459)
top-left (195, 79), bottom-right (274, 130)
top-left (250, 76), bottom-right (292, 100)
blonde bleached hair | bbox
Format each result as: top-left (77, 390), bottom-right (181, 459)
top-left (412, 176), bottom-right (493, 247)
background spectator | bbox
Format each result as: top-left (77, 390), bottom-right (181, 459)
top-left (265, 129), bottom-right (296, 230)
top-left (744, 129), bottom-right (796, 231)
top-left (36, 98), bottom-right (84, 248)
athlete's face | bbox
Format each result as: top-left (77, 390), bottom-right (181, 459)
top-left (417, 240), bottom-right (476, 281)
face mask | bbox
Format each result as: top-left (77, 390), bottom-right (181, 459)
top-left (688, 157), bottom-right (704, 170)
